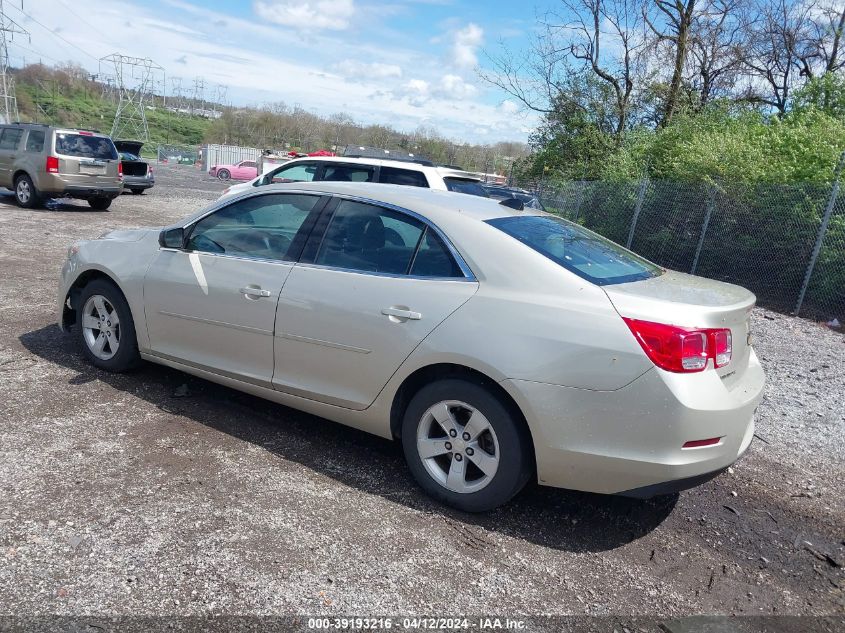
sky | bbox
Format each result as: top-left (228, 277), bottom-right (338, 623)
top-left (6, 0), bottom-right (550, 144)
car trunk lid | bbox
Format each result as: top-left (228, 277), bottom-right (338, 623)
top-left (603, 270), bottom-right (755, 386)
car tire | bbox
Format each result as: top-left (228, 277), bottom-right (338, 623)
top-left (401, 379), bottom-right (533, 512)
top-left (75, 279), bottom-right (141, 372)
top-left (130, 188), bottom-right (145, 195)
top-left (14, 174), bottom-right (41, 208)
top-left (217, 169), bottom-right (231, 181)
top-left (88, 197), bottom-right (112, 211)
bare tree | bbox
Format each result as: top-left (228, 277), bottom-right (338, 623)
top-left (644, 0), bottom-right (698, 125)
top-left (481, 0), bottom-right (650, 137)
top-left (808, 1), bottom-right (845, 75)
top-left (685, 0), bottom-right (748, 108)
top-left (739, 0), bottom-right (819, 113)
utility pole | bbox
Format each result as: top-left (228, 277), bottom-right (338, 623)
top-left (99, 53), bottom-right (164, 141)
top-left (0, 0), bottom-right (29, 124)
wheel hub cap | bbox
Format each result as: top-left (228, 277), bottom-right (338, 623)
top-left (416, 400), bottom-right (500, 494)
top-left (81, 294), bottom-right (121, 361)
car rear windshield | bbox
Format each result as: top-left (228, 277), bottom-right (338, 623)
top-left (487, 215), bottom-right (662, 286)
top-left (54, 133), bottom-right (118, 160)
top-left (443, 177), bottom-right (489, 198)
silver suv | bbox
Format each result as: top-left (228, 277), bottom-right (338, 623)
top-left (0, 123), bottom-right (123, 210)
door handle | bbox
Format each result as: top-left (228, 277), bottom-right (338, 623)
top-left (240, 286), bottom-right (271, 298)
top-left (381, 307), bottom-right (422, 320)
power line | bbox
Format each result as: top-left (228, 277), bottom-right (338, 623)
top-left (8, 2), bottom-right (98, 61)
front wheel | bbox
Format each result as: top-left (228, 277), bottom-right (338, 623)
top-left (76, 279), bottom-right (140, 372)
top-left (401, 379), bottom-right (533, 512)
top-left (217, 169), bottom-right (231, 181)
top-left (88, 197), bottom-right (112, 211)
top-left (14, 174), bottom-right (41, 208)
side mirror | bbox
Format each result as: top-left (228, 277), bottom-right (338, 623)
top-left (159, 227), bottom-right (185, 249)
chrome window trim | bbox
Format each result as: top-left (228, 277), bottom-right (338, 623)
top-left (158, 247), bottom-right (297, 267)
top-left (167, 188), bottom-right (478, 281)
top-left (293, 261), bottom-right (476, 282)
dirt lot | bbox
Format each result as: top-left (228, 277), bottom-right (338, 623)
top-left (0, 165), bottom-right (843, 622)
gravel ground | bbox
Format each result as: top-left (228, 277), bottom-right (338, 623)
top-left (0, 165), bottom-right (843, 621)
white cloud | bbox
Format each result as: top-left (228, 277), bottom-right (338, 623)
top-left (334, 60), bottom-right (403, 80)
top-left (20, 0), bottom-right (536, 142)
top-left (451, 23), bottom-right (483, 69)
top-left (434, 74), bottom-right (477, 99)
top-left (499, 99), bottom-right (520, 115)
top-left (253, 0), bottom-right (355, 31)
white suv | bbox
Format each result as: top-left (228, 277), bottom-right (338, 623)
top-left (218, 155), bottom-right (488, 201)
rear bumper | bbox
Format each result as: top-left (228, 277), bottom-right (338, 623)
top-left (123, 175), bottom-right (154, 189)
top-left (38, 173), bottom-right (123, 198)
top-left (503, 349), bottom-right (764, 496)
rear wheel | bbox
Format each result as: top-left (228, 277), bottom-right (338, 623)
top-left (14, 174), bottom-right (41, 208)
top-left (401, 379), bottom-right (532, 512)
top-left (88, 197), bottom-right (112, 211)
top-left (217, 169), bottom-right (231, 181)
top-left (76, 279), bottom-right (140, 372)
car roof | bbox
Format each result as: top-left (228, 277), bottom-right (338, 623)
top-left (282, 155), bottom-right (481, 181)
top-left (254, 181), bottom-right (542, 224)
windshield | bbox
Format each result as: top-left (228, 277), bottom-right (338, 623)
top-left (444, 177), bottom-right (489, 198)
top-left (119, 152), bottom-right (141, 161)
top-left (487, 215), bottom-right (662, 286)
top-left (55, 133), bottom-right (118, 160)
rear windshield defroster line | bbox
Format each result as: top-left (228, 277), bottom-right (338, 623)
top-left (486, 215), bottom-right (663, 286)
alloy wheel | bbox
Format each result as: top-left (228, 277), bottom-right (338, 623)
top-left (16, 179), bottom-right (31, 204)
top-left (416, 400), bottom-right (500, 494)
top-left (81, 294), bottom-right (121, 360)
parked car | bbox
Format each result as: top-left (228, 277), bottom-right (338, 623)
top-left (481, 184), bottom-right (545, 210)
top-left (217, 155), bottom-right (487, 201)
top-left (210, 160), bottom-right (258, 181)
top-left (57, 182), bottom-right (764, 511)
top-left (114, 140), bottom-right (154, 195)
top-left (0, 123), bottom-right (122, 210)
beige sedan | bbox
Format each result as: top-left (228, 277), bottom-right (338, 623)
top-left (57, 182), bottom-right (765, 511)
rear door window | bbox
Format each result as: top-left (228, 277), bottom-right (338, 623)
top-left (25, 130), bottom-right (45, 152)
top-left (55, 133), bottom-right (118, 160)
top-left (379, 167), bottom-right (429, 188)
top-left (319, 163), bottom-right (376, 183)
top-left (0, 128), bottom-right (23, 150)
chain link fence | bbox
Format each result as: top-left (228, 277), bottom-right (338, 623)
top-left (525, 155), bottom-right (845, 323)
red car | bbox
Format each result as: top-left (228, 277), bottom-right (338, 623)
top-left (209, 160), bottom-right (258, 181)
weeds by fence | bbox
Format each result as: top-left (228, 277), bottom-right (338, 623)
top-left (528, 153), bottom-right (845, 322)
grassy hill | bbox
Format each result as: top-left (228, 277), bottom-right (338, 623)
top-left (13, 65), bottom-right (212, 157)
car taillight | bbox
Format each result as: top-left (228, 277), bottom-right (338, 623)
top-left (118, 162), bottom-right (123, 180)
top-left (712, 329), bottom-right (732, 368)
top-left (46, 156), bottom-right (59, 173)
top-left (622, 318), bottom-right (732, 373)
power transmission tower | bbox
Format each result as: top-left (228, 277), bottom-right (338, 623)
top-left (0, 0), bottom-right (29, 124)
top-left (99, 53), bottom-right (164, 141)
top-left (190, 76), bottom-right (205, 116)
top-left (169, 76), bottom-right (183, 112)
top-left (35, 78), bottom-right (59, 123)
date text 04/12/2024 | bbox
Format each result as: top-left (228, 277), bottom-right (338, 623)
top-left (306, 618), bottom-right (527, 630)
